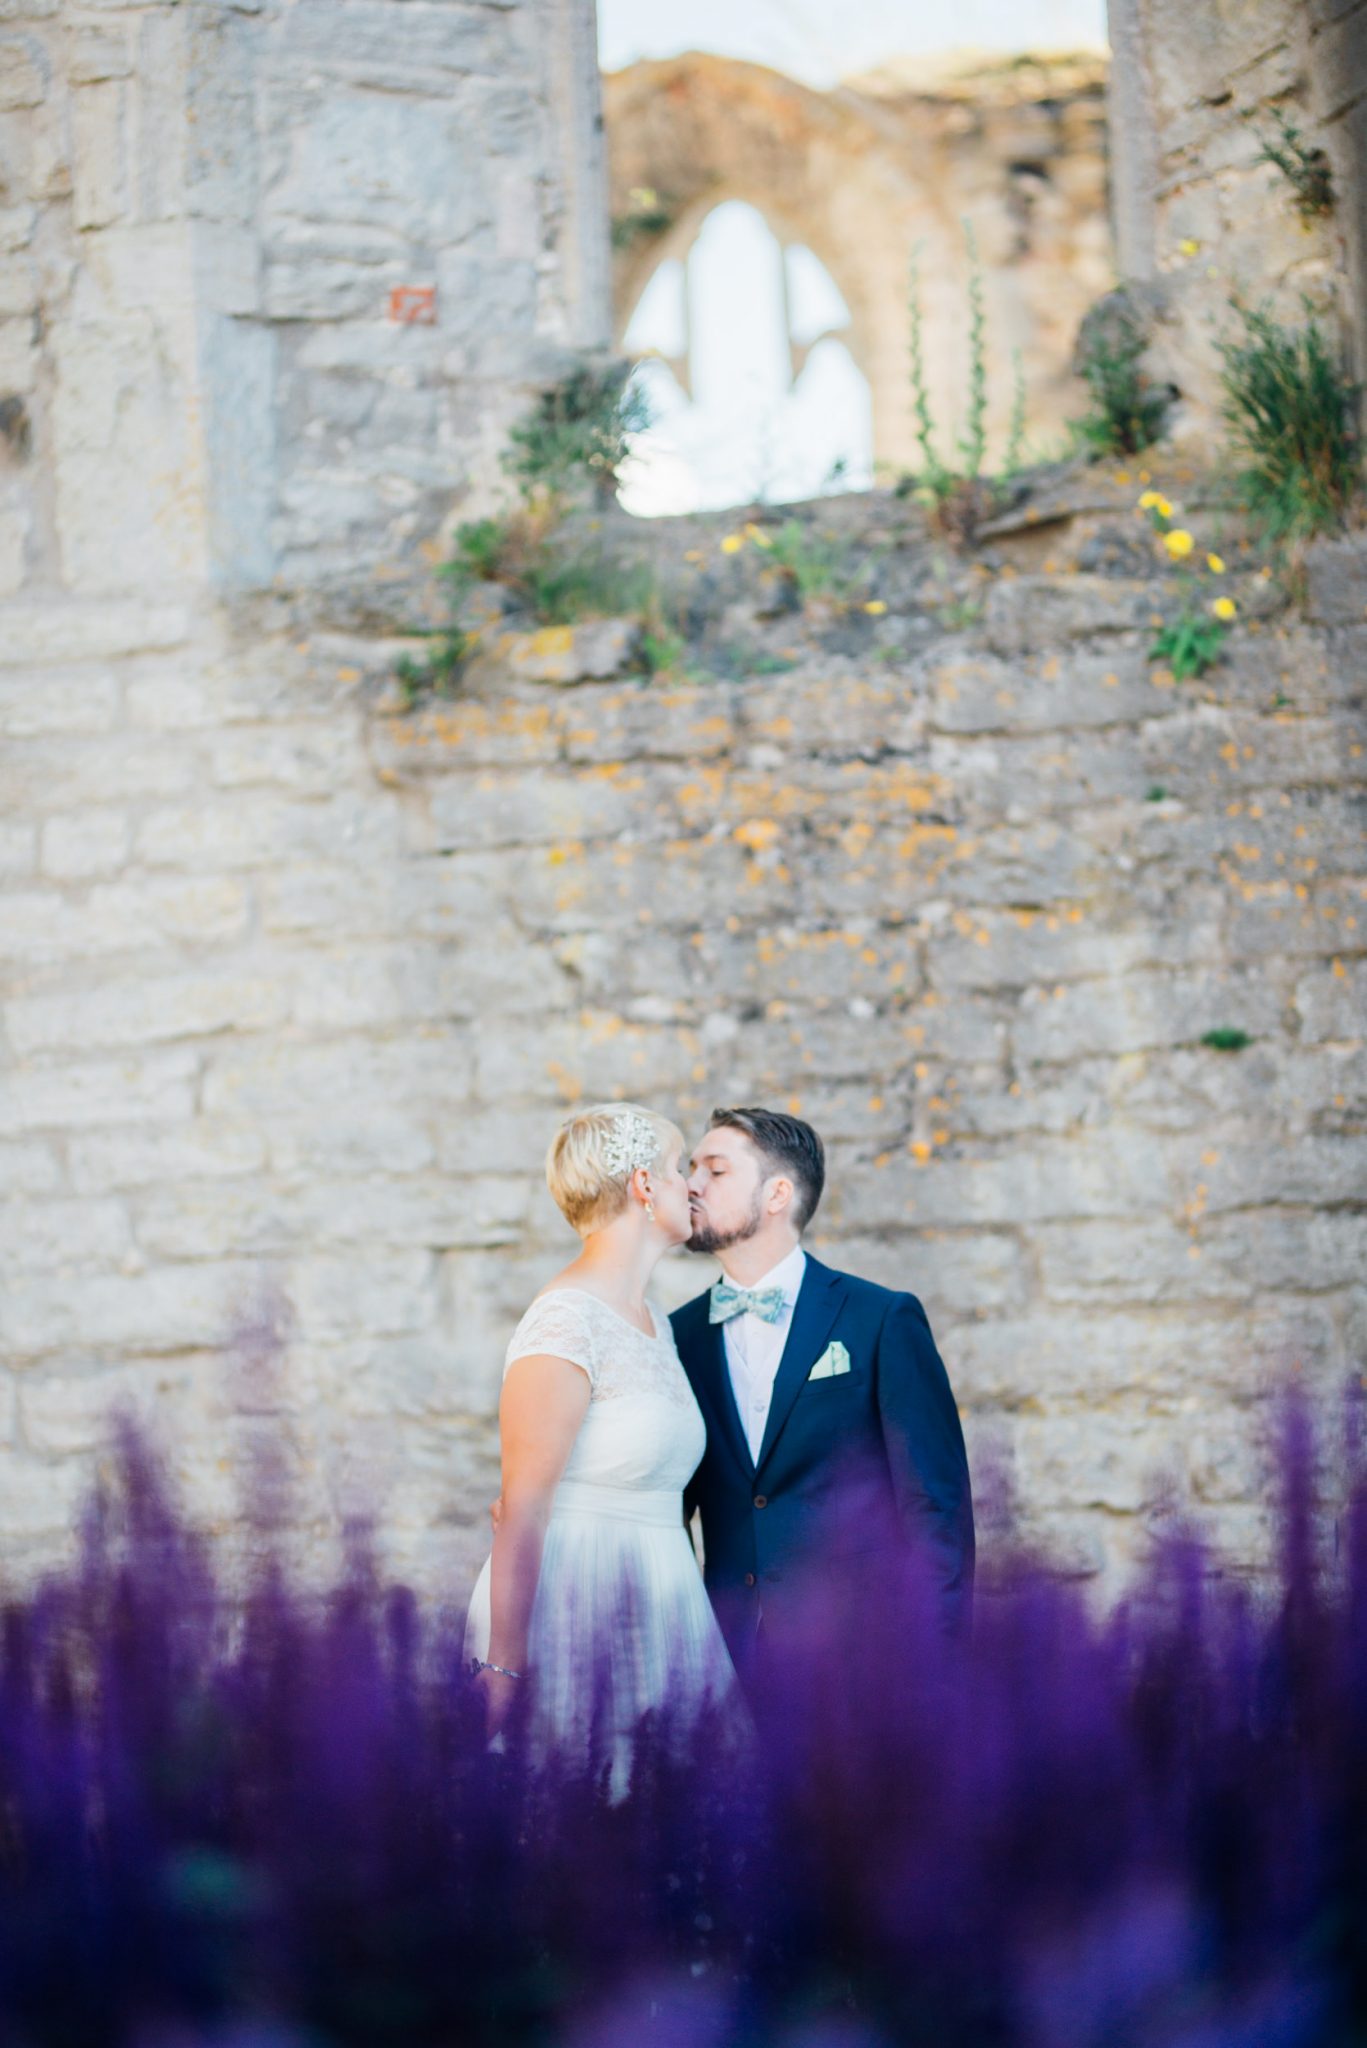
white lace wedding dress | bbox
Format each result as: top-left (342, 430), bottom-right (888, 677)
top-left (464, 1287), bottom-right (743, 1795)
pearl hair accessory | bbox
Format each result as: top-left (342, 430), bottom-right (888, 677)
top-left (601, 1109), bottom-right (660, 1181)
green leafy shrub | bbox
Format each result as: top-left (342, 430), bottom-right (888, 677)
top-left (1070, 298), bottom-right (1170, 457)
top-left (1217, 301), bottom-right (1361, 546)
top-left (1253, 110), bottom-right (1334, 220)
top-left (503, 361), bottom-right (651, 505)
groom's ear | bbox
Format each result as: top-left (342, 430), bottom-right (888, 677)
top-left (766, 1173), bottom-right (795, 1216)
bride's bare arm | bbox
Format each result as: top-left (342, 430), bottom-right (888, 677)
top-left (481, 1351), bottom-right (590, 1727)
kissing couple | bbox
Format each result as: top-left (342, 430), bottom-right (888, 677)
top-left (464, 1103), bottom-right (975, 1795)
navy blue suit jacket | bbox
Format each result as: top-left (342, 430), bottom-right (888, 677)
top-left (671, 1254), bottom-right (974, 1664)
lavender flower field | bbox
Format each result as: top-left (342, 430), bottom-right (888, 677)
top-left (2, 1402), bottom-right (1364, 2048)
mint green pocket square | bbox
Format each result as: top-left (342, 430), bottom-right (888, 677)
top-left (807, 1340), bottom-right (851, 1381)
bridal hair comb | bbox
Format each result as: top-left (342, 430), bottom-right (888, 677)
top-left (601, 1109), bottom-right (660, 1180)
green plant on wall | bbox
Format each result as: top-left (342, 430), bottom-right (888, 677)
top-left (1217, 299), bottom-right (1361, 547)
top-left (1070, 301), bottom-right (1170, 457)
top-left (503, 360), bottom-right (651, 506)
top-left (1137, 489), bottom-right (1238, 681)
top-left (395, 361), bottom-right (653, 696)
top-left (1252, 110), bottom-right (1334, 221)
top-left (901, 222), bottom-right (1029, 541)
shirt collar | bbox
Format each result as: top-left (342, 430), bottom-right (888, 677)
top-left (743, 1243), bottom-right (806, 1302)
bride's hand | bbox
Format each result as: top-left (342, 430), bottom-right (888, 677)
top-left (476, 1665), bottom-right (520, 1736)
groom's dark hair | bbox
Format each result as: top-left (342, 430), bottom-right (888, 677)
top-left (708, 1106), bottom-right (826, 1230)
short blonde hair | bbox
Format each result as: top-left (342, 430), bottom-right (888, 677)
top-left (545, 1102), bottom-right (683, 1235)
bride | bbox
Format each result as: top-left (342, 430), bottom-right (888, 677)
top-left (463, 1101), bottom-right (743, 1793)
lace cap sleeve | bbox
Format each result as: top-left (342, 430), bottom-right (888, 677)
top-left (504, 1292), bottom-right (597, 1388)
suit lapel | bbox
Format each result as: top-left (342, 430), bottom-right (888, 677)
top-left (755, 1256), bottom-right (844, 1475)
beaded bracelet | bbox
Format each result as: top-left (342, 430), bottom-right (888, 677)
top-left (470, 1655), bottom-right (523, 1680)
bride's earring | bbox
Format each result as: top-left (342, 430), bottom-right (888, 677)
top-left (644, 1199), bottom-right (656, 1223)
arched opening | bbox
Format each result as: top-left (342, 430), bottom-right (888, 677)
top-left (617, 200), bottom-right (874, 517)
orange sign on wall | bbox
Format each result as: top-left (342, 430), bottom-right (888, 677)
top-left (388, 285), bottom-right (438, 325)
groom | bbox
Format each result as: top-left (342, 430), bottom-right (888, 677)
top-left (672, 1106), bottom-right (974, 1672)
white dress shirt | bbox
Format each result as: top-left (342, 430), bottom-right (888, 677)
top-left (720, 1243), bottom-right (808, 1466)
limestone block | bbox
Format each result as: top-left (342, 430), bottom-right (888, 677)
top-left (0, 1137), bottom-right (63, 1193)
top-left (831, 1130), bottom-right (1172, 1235)
top-left (0, 1048), bottom-right (199, 1137)
top-left (5, 971), bottom-right (290, 1056)
top-left (70, 25), bottom-right (134, 86)
top-left (0, 30), bottom-right (48, 111)
top-left (70, 80), bottom-right (127, 229)
top-left (0, 1259), bottom-right (254, 1359)
top-left (818, 1229), bottom-right (1030, 1316)
top-left (0, 818), bottom-right (34, 874)
top-left (927, 905), bottom-right (1212, 994)
top-left (1294, 958), bottom-right (1367, 1042)
top-left (0, 600), bottom-right (191, 665)
top-left (262, 88), bottom-right (491, 246)
top-left (1166, 1130), bottom-right (1367, 1214)
top-left (0, 670), bottom-right (119, 737)
top-left (926, 730), bottom-right (1150, 814)
top-left (0, 1195), bottom-right (131, 1274)
top-left (39, 809), bottom-right (130, 879)
top-left (0, 878), bottom-right (249, 965)
top-left (134, 1172), bottom-right (530, 1262)
top-left (501, 619), bottom-right (643, 686)
top-left (1035, 1215), bottom-right (1257, 1307)
top-left (286, 1249), bottom-right (438, 1342)
top-left (207, 722), bottom-right (366, 793)
top-left (944, 1306), bottom-right (1223, 1406)
top-left (68, 1124), bottom-right (266, 1196)
top-left (416, 761), bottom-right (651, 854)
top-left (932, 818), bottom-right (1103, 905)
top-left (17, 1357), bottom-right (224, 1458)
top-left (0, 1453), bottom-right (88, 1545)
top-left (202, 1034), bottom-right (473, 1130)
top-left (275, 0), bottom-right (504, 89)
top-left (1013, 965), bottom-right (1287, 1065)
top-left (1303, 538), bottom-right (1367, 626)
top-left (982, 577), bottom-right (1161, 657)
top-left (2, 732), bottom-right (196, 809)
top-left (1011, 1412), bottom-right (1180, 1515)
top-left (135, 792), bottom-right (403, 871)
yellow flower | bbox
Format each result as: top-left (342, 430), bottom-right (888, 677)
top-left (1212, 595), bottom-right (1237, 621)
top-left (1163, 528), bottom-right (1195, 559)
top-left (863, 600), bottom-right (888, 615)
top-left (1138, 491), bottom-right (1173, 518)
top-left (1206, 552), bottom-right (1226, 574)
top-left (742, 521), bottom-right (772, 549)
top-left (1179, 237), bottom-right (1199, 256)
top-left (720, 533), bottom-right (744, 555)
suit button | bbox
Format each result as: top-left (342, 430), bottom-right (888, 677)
top-left (753, 1494), bottom-right (768, 1508)
top-left (744, 1572), bottom-right (757, 1587)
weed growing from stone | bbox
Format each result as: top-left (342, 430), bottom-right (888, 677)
top-left (1202, 1026), bottom-right (1253, 1051)
top-left (901, 225), bottom-right (1030, 543)
top-left (1217, 300), bottom-right (1361, 548)
top-left (1070, 296), bottom-right (1170, 457)
top-left (395, 364), bottom-right (653, 696)
top-left (1138, 490), bottom-right (1236, 680)
top-left (1252, 109), bottom-right (1335, 221)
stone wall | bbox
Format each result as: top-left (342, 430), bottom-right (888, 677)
top-left (0, 0), bottom-right (610, 601)
top-left (1106, 0), bottom-right (1367, 441)
top-left (2, 488), bottom-right (1364, 1593)
top-left (604, 52), bottom-right (1113, 479)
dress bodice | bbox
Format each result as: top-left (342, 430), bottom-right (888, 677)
top-left (504, 1288), bottom-right (705, 1493)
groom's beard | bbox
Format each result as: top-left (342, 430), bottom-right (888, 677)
top-left (686, 1190), bottom-right (765, 1256)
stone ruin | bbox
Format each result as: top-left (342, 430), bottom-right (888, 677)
top-left (0, 0), bottom-right (1364, 1593)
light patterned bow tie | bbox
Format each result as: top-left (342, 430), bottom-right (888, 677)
top-left (709, 1281), bottom-right (788, 1326)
